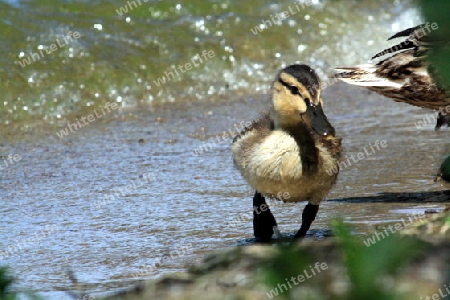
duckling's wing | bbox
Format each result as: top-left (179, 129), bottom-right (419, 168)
top-left (231, 113), bottom-right (277, 177)
top-left (232, 113), bottom-right (273, 144)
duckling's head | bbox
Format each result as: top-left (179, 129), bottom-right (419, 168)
top-left (272, 64), bottom-right (335, 136)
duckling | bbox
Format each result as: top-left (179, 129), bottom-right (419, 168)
top-left (232, 64), bottom-right (342, 242)
top-left (331, 24), bottom-right (450, 130)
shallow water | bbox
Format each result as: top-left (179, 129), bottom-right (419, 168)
top-left (3, 84), bottom-right (450, 299)
top-left (1, 0), bottom-right (449, 299)
top-left (1, 0), bottom-right (422, 124)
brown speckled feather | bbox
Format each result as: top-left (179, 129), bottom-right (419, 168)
top-left (332, 25), bottom-right (450, 114)
top-left (232, 113), bottom-right (273, 144)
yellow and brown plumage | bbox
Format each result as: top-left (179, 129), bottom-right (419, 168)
top-left (232, 64), bottom-right (342, 242)
top-left (332, 24), bottom-right (450, 129)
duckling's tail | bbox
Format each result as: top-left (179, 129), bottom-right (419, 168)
top-left (331, 65), bottom-right (402, 88)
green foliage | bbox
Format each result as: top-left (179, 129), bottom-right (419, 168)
top-left (439, 155), bottom-right (450, 181)
top-left (333, 221), bottom-right (426, 300)
top-left (0, 267), bottom-right (17, 300)
top-left (419, 1), bottom-right (450, 182)
top-left (263, 221), bottom-right (426, 300)
top-left (263, 245), bottom-right (312, 299)
top-left (420, 0), bottom-right (450, 87)
top-left (0, 267), bottom-right (42, 300)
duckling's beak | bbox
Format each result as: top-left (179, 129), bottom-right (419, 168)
top-left (302, 103), bottom-right (335, 136)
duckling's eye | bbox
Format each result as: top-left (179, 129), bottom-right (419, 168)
top-left (289, 86), bottom-right (299, 95)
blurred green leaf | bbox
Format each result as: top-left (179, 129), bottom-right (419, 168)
top-left (0, 267), bottom-right (16, 300)
top-left (439, 155), bottom-right (450, 181)
top-left (263, 245), bottom-right (312, 299)
top-left (420, 0), bottom-right (450, 87)
top-left (333, 220), bottom-right (426, 300)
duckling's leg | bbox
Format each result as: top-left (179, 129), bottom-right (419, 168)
top-left (253, 191), bottom-right (278, 243)
top-left (293, 203), bottom-right (319, 239)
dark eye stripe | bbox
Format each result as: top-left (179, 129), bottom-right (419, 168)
top-left (278, 79), bottom-right (313, 107)
top-left (278, 79), bottom-right (302, 96)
